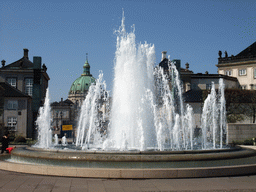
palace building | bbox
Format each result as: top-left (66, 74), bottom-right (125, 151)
top-left (0, 49), bottom-right (50, 138)
top-left (216, 42), bottom-right (256, 90)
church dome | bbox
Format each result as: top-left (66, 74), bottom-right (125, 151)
top-left (69, 59), bottom-right (95, 94)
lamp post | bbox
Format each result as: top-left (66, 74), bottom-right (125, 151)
top-left (56, 111), bottom-right (59, 131)
top-left (60, 111), bottom-right (63, 136)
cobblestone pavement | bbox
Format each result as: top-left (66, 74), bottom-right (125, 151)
top-left (0, 169), bottom-right (255, 192)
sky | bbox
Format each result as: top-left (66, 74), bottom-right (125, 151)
top-left (1, 0), bottom-right (255, 102)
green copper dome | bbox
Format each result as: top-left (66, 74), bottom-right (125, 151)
top-left (69, 59), bottom-right (95, 94)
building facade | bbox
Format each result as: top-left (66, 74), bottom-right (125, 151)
top-left (0, 49), bottom-right (50, 138)
top-left (158, 51), bottom-right (239, 128)
top-left (0, 82), bottom-right (33, 137)
top-left (216, 42), bottom-right (256, 90)
top-left (51, 98), bottom-right (75, 138)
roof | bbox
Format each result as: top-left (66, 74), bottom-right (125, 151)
top-left (183, 90), bottom-right (204, 103)
top-left (1, 57), bottom-right (34, 70)
top-left (217, 41), bottom-right (256, 65)
top-left (191, 73), bottom-right (238, 81)
top-left (236, 41), bottom-right (256, 57)
top-left (69, 75), bottom-right (95, 94)
top-left (51, 99), bottom-right (74, 106)
top-left (180, 67), bottom-right (193, 74)
top-left (0, 82), bottom-right (31, 98)
top-left (69, 59), bottom-right (95, 94)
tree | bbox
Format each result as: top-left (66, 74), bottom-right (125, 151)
top-left (225, 89), bottom-right (256, 123)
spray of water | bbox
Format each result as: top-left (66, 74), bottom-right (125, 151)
top-left (75, 71), bottom-right (110, 149)
top-left (34, 88), bottom-right (52, 148)
top-left (36, 13), bottom-right (227, 151)
top-left (75, 13), bottom-right (200, 151)
top-left (201, 80), bottom-right (227, 149)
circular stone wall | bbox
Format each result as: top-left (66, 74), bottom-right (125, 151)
top-left (0, 146), bottom-right (256, 178)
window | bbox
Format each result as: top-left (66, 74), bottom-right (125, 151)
top-left (239, 69), bottom-right (247, 76)
top-left (254, 68), bottom-right (256, 78)
top-left (7, 78), bottom-right (17, 88)
top-left (241, 85), bottom-right (247, 90)
top-left (206, 84), bottom-right (211, 90)
top-left (25, 78), bottom-right (33, 96)
top-left (225, 70), bottom-right (232, 76)
top-left (7, 117), bottom-right (17, 130)
top-left (7, 100), bottom-right (18, 110)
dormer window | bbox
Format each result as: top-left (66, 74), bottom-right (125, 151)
top-left (7, 100), bottom-right (18, 110)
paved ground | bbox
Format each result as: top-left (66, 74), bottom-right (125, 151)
top-left (0, 169), bottom-right (255, 192)
top-left (0, 145), bottom-right (256, 191)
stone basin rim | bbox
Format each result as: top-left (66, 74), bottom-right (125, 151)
top-left (10, 146), bottom-right (256, 162)
top-left (27, 145), bottom-right (236, 154)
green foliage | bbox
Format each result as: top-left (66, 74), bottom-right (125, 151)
top-left (243, 139), bottom-right (254, 145)
top-left (225, 89), bottom-right (256, 123)
top-left (26, 140), bottom-right (37, 145)
top-left (14, 135), bottom-right (26, 143)
top-left (231, 138), bottom-right (254, 145)
top-left (227, 114), bottom-right (244, 123)
top-left (9, 136), bottom-right (15, 142)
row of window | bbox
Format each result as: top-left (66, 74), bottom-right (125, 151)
top-left (6, 77), bottom-right (33, 96)
top-left (225, 68), bottom-right (256, 77)
top-left (52, 110), bottom-right (69, 119)
top-left (225, 69), bottom-right (247, 76)
top-left (205, 84), bottom-right (256, 90)
top-left (240, 84), bottom-right (256, 90)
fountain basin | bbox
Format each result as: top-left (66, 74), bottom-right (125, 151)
top-left (0, 146), bottom-right (256, 178)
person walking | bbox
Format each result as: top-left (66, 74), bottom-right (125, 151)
top-left (1, 132), bottom-right (9, 154)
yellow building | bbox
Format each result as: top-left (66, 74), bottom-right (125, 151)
top-left (216, 42), bottom-right (256, 90)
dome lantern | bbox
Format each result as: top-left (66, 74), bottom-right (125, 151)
top-left (82, 59), bottom-right (91, 76)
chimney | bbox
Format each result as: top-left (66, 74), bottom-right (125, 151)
top-left (185, 62), bottom-right (189, 70)
top-left (161, 51), bottom-right (167, 61)
top-left (1, 60), bottom-right (6, 68)
top-left (23, 48), bottom-right (29, 59)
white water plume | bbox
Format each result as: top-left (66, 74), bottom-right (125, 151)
top-left (68, 13), bottom-right (227, 151)
top-left (201, 79), bottom-right (227, 149)
top-left (35, 14), bottom-right (227, 152)
top-left (75, 71), bottom-right (110, 149)
top-left (34, 88), bottom-right (52, 148)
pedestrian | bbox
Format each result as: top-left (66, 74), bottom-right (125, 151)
top-left (1, 132), bottom-right (9, 154)
top-left (6, 146), bottom-right (16, 154)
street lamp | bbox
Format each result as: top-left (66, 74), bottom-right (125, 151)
top-left (60, 111), bottom-right (63, 132)
top-left (56, 111), bottom-right (59, 131)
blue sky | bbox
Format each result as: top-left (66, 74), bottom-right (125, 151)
top-left (1, 0), bottom-right (255, 102)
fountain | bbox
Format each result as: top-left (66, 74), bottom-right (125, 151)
top-left (74, 13), bottom-right (225, 151)
top-left (0, 13), bottom-right (256, 178)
